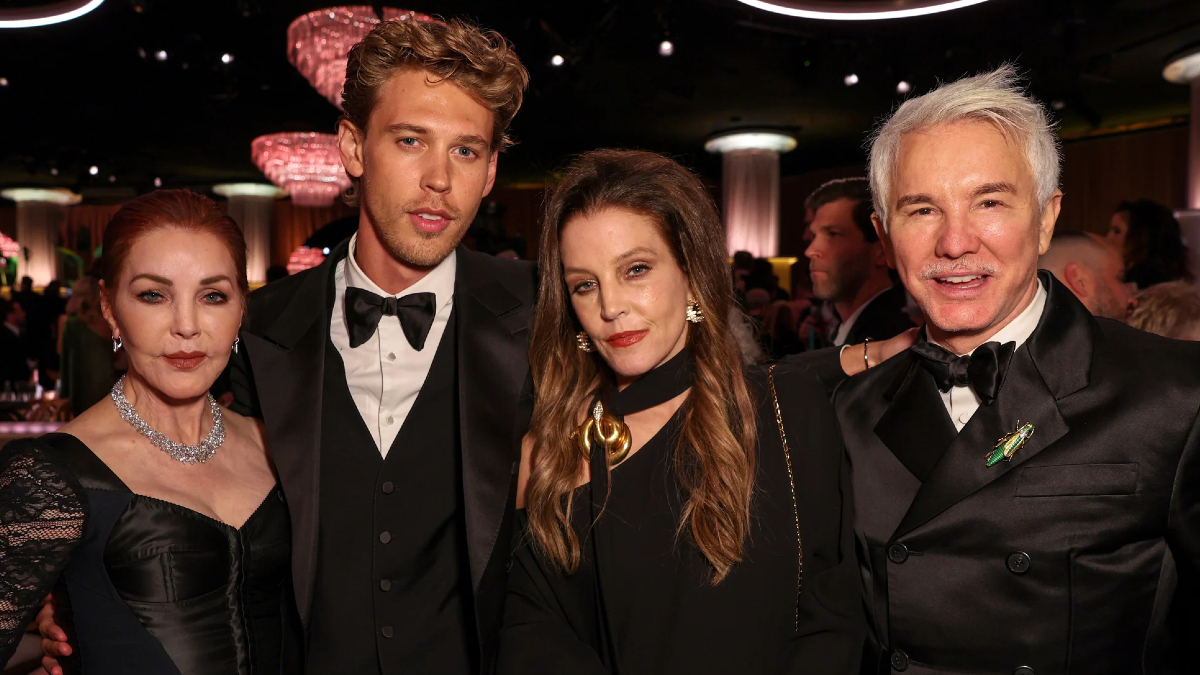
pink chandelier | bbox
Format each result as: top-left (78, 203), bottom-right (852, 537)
top-left (287, 246), bottom-right (327, 275)
top-left (287, 6), bottom-right (436, 109)
top-left (251, 132), bottom-right (352, 207)
top-left (0, 233), bottom-right (19, 258)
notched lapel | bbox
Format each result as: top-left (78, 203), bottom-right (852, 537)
top-left (892, 345), bottom-right (1068, 539)
top-left (874, 360), bottom-right (959, 482)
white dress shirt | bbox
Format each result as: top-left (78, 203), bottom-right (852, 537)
top-left (932, 279), bottom-right (1047, 431)
top-left (329, 234), bottom-right (457, 456)
top-left (833, 286), bottom-right (892, 347)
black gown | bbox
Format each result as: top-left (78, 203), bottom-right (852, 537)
top-left (498, 362), bottom-right (864, 674)
top-left (0, 433), bottom-right (296, 674)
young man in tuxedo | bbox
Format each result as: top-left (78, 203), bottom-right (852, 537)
top-left (804, 177), bottom-right (914, 346)
top-left (820, 66), bottom-right (1200, 674)
top-left (41, 18), bottom-right (534, 675)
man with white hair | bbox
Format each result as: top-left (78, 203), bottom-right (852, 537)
top-left (825, 66), bottom-right (1200, 674)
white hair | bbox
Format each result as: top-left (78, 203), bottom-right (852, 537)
top-left (867, 64), bottom-right (1061, 230)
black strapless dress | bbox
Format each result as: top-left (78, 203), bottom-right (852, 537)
top-left (0, 433), bottom-right (297, 674)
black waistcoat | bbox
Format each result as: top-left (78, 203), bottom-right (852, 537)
top-left (306, 310), bottom-right (477, 675)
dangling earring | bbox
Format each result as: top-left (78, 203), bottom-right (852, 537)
top-left (232, 337), bottom-right (240, 354)
top-left (112, 336), bottom-right (123, 353)
top-left (686, 298), bottom-right (705, 324)
top-left (576, 331), bottom-right (595, 352)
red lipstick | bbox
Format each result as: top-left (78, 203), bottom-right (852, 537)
top-left (164, 351), bottom-right (206, 370)
top-left (605, 330), bottom-right (649, 348)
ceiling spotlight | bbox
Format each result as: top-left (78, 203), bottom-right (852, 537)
top-left (733, 0), bottom-right (990, 21)
top-left (659, 40), bottom-right (674, 57)
top-left (154, 177), bottom-right (162, 187)
top-left (155, 50), bottom-right (167, 61)
top-left (322, 247), bottom-right (331, 255)
top-left (1164, 46), bottom-right (1200, 84)
top-left (0, 0), bottom-right (106, 28)
top-left (844, 73), bottom-right (859, 86)
top-left (88, 165), bottom-right (98, 175)
top-left (550, 54), bottom-right (565, 67)
top-left (705, 130), bottom-right (797, 154)
top-left (50, 168), bottom-right (58, 176)
top-left (221, 53), bottom-right (234, 64)
top-left (896, 80), bottom-right (911, 94)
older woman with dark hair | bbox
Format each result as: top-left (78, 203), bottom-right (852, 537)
top-left (498, 149), bottom-right (866, 674)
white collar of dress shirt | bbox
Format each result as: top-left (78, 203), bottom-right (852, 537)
top-left (929, 277), bottom-right (1047, 356)
top-left (834, 285), bottom-right (892, 345)
top-left (343, 232), bottom-right (457, 310)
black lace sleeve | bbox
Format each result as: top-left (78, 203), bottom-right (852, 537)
top-left (0, 440), bottom-right (86, 665)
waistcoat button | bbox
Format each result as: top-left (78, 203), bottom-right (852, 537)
top-left (380, 579), bottom-right (392, 592)
top-left (379, 531), bottom-right (391, 544)
top-left (888, 543), bottom-right (909, 564)
top-left (381, 481), bottom-right (394, 494)
top-left (890, 649), bottom-right (909, 671)
top-left (381, 626), bottom-right (394, 638)
top-left (1007, 552), bottom-right (1031, 574)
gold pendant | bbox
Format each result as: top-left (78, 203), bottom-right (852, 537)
top-left (573, 401), bottom-right (632, 466)
top-left (986, 421), bottom-right (1034, 467)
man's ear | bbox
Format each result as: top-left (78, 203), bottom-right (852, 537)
top-left (337, 118), bottom-right (366, 179)
top-left (1037, 189), bottom-right (1063, 256)
top-left (1061, 261), bottom-right (1093, 303)
top-left (871, 212), bottom-right (896, 268)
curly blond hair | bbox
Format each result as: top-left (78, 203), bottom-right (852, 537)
top-left (341, 17), bottom-right (529, 204)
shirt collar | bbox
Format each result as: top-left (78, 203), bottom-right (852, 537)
top-left (929, 277), bottom-right (1047, 356)
top-left (343, 232), bottom-right (457, 310)
top-left (834, 285), bottom-right (892, 345)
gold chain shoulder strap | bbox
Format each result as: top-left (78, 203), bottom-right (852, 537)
top-left (767, 364), bottom-right (803, 631)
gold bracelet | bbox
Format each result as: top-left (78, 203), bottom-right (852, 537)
top-left (862, 338), bottom-right (873, 371)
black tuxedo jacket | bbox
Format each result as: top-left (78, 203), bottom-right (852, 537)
top-left (229, 242), bottom-right (537, 672)
top-left (841, 284), bottom-right (915, 347)
top-left (811, 271), bottom-right (1200, 674)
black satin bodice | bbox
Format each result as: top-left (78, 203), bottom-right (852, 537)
top-left (0, 432), bottom-right (295, 675)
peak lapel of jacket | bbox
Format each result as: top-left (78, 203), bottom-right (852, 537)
top-left (455, 248), bottom-right (534, 592)
top-left (874, 356), bottom-right (959, 483)
top-left (241, 241), bottom-right (345, 629)
top-left (890, 272), bottom-right (1093, 540)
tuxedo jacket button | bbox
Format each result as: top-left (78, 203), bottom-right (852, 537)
top-left (888, 543), bottom-right (909, 564)
top-left (1013, 667), bottom-right (1035, 675)
top-left (890, 649), bottom-right (909, 671)
top-left (381, 481), bottom-right (394, 494)
top-left (381, 626), bottom-right (394, 638)
top-left (379, 531), bottom-right (391, 544)
top-left (380, 579), bottom-right (392, 592)
top-left (1007, 552), bottom-right (1031, 574)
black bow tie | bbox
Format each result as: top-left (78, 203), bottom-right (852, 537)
top-left (909, 338), bottom-right (1016, 406)
top-left (345, 287), bottom-right (437, 351)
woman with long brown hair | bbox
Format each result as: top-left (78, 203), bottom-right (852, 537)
top-left (498, 150), bottom-right (864, 674)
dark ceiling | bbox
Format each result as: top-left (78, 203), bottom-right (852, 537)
top-left (1, 0), bottom-right (1198, 196)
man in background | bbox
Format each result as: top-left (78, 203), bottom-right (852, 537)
top-left (1038, 230), bottom-right (1134, 320)
top-left (804, 177), bottom-right (914, 346)
top-left (0, 297), bottom-right (31, 386)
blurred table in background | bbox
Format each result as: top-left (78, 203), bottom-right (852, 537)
top-left (0, 420), bottom-right (64, 443)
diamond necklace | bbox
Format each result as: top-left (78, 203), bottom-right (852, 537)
top-left (110, 374), bottom-right (225, 464)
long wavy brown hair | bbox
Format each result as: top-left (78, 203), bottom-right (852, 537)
top-left (526, 149), bottom-right (758, 584)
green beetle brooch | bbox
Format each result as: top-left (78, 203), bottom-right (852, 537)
top-left (986, 421), bottom-right (1035, 467)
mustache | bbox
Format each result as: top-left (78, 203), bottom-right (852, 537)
top-left (920, 257), bottom-right (999, 279)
